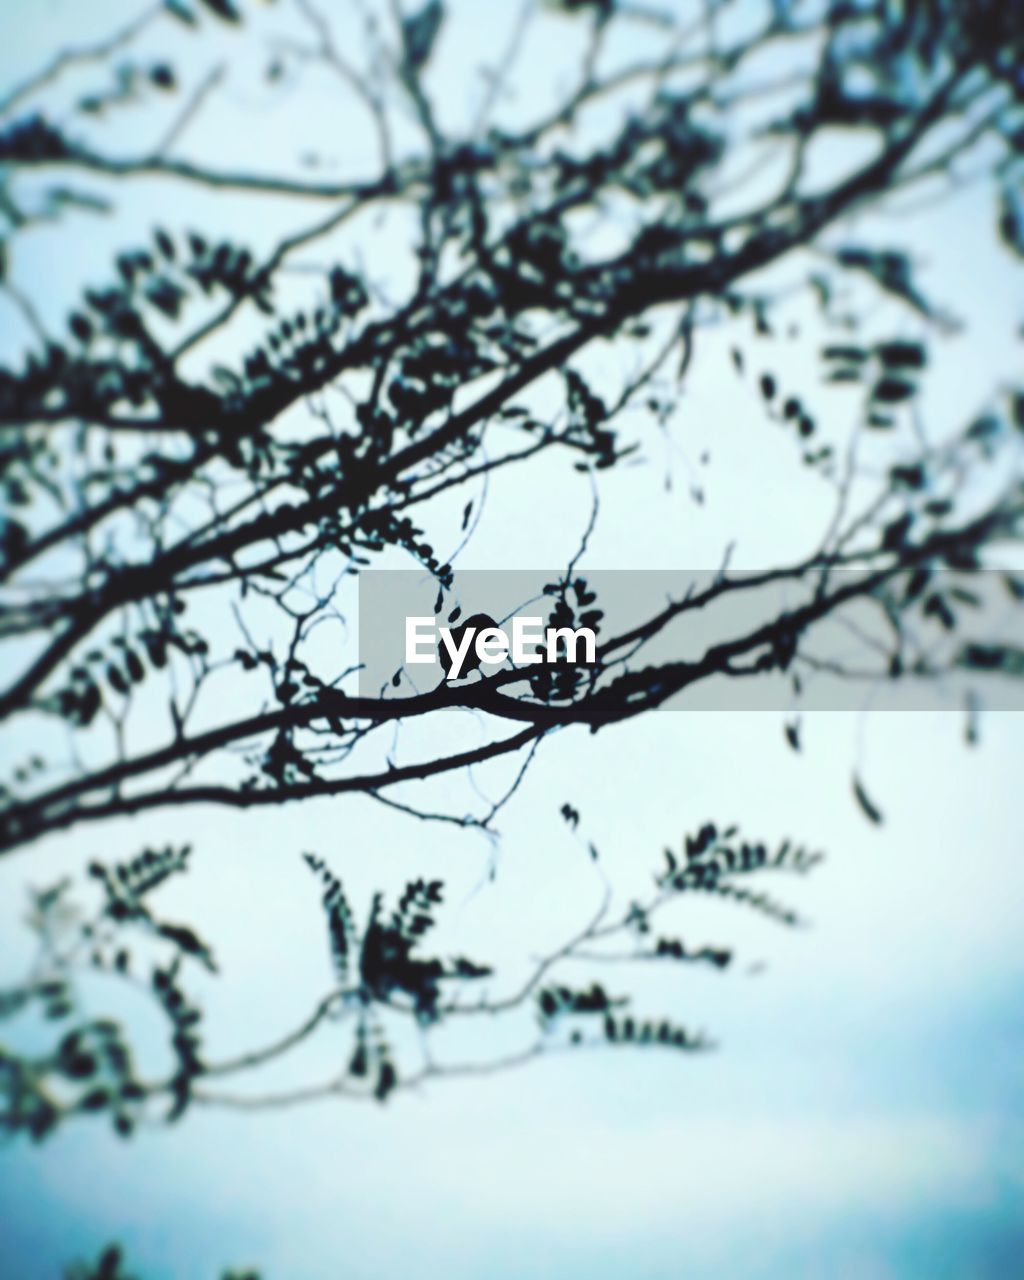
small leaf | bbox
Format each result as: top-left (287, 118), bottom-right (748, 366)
top-left (873, 377), bottom-right (915, 404)
top-left (106, 664), bottom-right (128, 696)
top-left (852, 775), bottom-right (884, 825)
top-left (876, 340), bottom-right (925, 369)
top-left (164, 0), bottom-right (198, 25)
top-left (197, 0), bottom-right (241, 22)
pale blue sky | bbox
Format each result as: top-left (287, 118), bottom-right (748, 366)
top-left (0, 2), bottom-right (1022, 1277)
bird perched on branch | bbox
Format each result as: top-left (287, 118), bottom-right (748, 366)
top-left (438, 613), bottom-right (499, 681)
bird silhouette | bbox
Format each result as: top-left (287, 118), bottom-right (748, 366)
top-left (437, 612), bottom-right (499, 681)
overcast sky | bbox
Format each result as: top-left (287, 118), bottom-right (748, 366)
top-left (1, 2), bottom-right (1022, 1277)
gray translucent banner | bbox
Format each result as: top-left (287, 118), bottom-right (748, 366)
top-left (357, 568), bottom-right (1024, 711)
